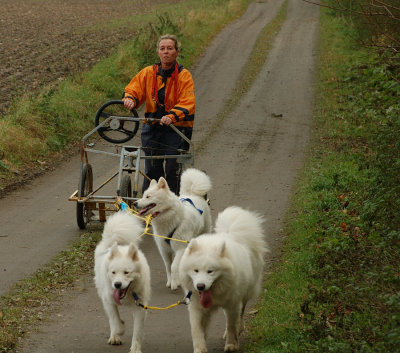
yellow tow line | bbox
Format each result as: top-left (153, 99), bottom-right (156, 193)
top-left (133, 291), bottom-right (192, 310)
top-left (114, 199), bottom-right (189, 244)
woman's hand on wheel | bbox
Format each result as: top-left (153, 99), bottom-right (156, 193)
top-left (123, 98), bottom-right (135, 111)
top-left (160, 115), bottom-right (173, 126)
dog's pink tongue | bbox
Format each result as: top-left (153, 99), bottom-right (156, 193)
top-left (113, 289), bottom-right (122, 305)
top-left (200, 290), bottom-right (212, 308)
top-left (138, 204), bottom-right (153, 216)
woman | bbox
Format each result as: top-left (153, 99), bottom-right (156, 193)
top-left (122, 34), bottom-right (195, 194)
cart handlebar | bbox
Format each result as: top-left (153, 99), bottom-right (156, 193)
top-left (86, 100), bottom-right (192, 148)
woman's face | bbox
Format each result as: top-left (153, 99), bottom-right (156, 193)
top-left (157, 39), bottom-right (179, 69)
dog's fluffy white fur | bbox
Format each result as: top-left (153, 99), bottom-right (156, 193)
top-left (94, 211), bottom-right (151, 353)
top-left (179, 206), bottom-right (268, 353)
top-left (135, 168), bottom-right (212, 290)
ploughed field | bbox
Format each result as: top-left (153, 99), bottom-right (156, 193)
top-left (0, 0), bottom-right (182, 113)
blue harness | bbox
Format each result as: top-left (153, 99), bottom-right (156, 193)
top-left (180, 198), bottom-right (204, 215)
top-left (165, 198), bottom-right (204, 244)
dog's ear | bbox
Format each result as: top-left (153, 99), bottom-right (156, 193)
top-left (187, 239), bottom-right (199, 254)
top-left (219, 241), bottom-right (227, 258)
top-left (109, 241), bottom-right (119, 260)
top-left (158, 177), bottom-right (170, 191)
top-left (150, 179), bottom-right (157, 187)
top-left (128, 243), bottom-right (139, 262)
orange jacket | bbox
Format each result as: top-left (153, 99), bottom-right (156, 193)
top-left (123, 63), bottom-right (195, 128)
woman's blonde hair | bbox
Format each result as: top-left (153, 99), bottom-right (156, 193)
top-left (157, 34), bottom-right (180, 51)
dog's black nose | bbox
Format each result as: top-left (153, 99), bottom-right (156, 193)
top-left (196, 283), bottom-right (205, 291)
top-left (114, 282), bottom-right (122, 289)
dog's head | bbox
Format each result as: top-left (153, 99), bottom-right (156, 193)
top-left (107, 241), bottom-right (141, 305)
top-left (134, 177), bottom-right (173, 216)
top-left (180, 237), bottom-right (231, 309)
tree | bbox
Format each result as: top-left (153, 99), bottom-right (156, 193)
top-left (304, 0), bottom-right (400, 71)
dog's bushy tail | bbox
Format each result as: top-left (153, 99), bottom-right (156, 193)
top-left (215, 206), bottom-right (268, 256)
top-left (101, 211), bottom-right (144, 247)
top-left (179, 168), bottom-right (212, 197)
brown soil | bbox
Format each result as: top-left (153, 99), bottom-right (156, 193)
top-left (0, 0), bottom-right (182, 113)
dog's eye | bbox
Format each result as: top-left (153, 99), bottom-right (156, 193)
top-left (207, 270), bottom-right (214, 274)
top-left (112, 271), bottom-right (116, 274)
top-left (194, 269), bottom-right (199, 273)
top-left (124, 271), bottom-right (129, 275)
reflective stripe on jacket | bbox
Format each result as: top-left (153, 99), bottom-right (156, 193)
top-left (123, 63), bottom-right (195, 127)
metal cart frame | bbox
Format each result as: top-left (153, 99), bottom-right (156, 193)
top-left (68, 100), bottom-right (194, 229)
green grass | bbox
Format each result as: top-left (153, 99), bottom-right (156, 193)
top-left (242, 5), bottom-right (400, 353)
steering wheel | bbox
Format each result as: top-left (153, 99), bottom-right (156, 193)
top-left (94, 100), bottom-right (139, 144)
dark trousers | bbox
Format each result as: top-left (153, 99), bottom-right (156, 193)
top-left (141, 124), bottom-right (192, 194)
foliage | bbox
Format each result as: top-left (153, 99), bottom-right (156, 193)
top-left (133, 13), bottom-right (183, 68)
top-left (313, 0), bottom-right (400, 73)
top-left (297, 10), bottom-right (400, 352)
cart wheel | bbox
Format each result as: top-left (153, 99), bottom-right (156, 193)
top-left (77, 163), bottom-right (93, 230)
top-left (120, 175), bottom-right (132, 207)
top-left (95, 100), bottom-right (139, 144)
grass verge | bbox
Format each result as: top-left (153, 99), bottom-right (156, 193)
top-left (242, 4), bottom-right (400, 353)
top-left (0, 232), bottom-right (101, 352)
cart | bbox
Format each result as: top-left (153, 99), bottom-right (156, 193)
top-left (68, 100), bottom-right (194, 229)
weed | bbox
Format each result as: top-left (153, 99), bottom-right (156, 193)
top-left (133, 13), bottom-right (183, 68)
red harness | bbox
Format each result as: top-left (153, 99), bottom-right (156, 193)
top-left (151, 63), bottom-right (179, 112)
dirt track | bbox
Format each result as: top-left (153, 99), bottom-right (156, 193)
top-left (0, 0), bottom-right (320, 352)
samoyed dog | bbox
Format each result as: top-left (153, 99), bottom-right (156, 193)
top-left (94, 211), bottom-right (151, 353)
top-left (134, 168), bottom-right (212, 291)
top-left (179, 206), bottom-right (268, 353)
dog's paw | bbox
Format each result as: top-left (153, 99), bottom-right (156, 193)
top-left (166, 279), bottom-right (171, 288)
top-left (108, 335), bottom-right (122, 345)
top-left (224, 343), bottom-right (239, 352)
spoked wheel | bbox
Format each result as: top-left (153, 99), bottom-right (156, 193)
top-left (94, 100), bottom-right (139, 144)
top-left (120, 175), bottom-right (132, 207)
top-left (76, 163), bottom-right (93, 230)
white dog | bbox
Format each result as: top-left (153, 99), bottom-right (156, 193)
top-left (179, 206), bottom-right (268, 353)
top-left (134, 168), bottom-right (212, 290)
top-left (94, 211), bottom-right (151, 353)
